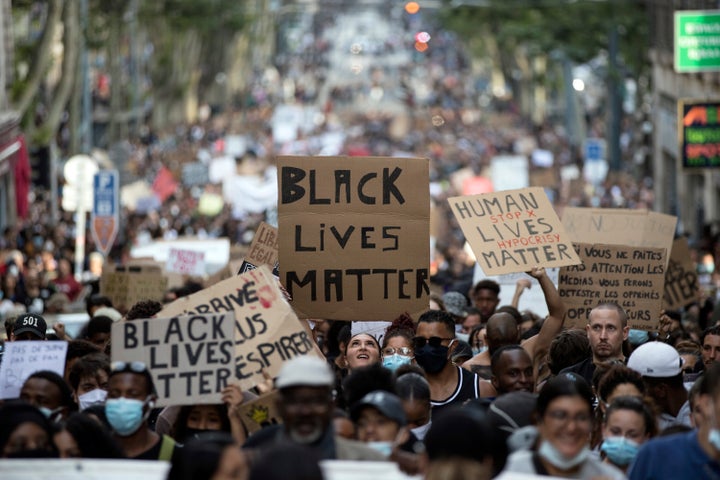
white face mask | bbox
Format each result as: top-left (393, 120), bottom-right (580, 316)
top-left (538, 440), bottom-right (590, 470)
top-left (410, 421), bottom-right (431, 441)
top-left (366, 441), bottom-right (393, 457)
top-left (78, 389), bottom-right (107, 411)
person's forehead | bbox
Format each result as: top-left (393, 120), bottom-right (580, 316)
top-left (386, 336), bottom-right (411, 348)
top-left (704, 334), bottom-right (720, 345)
top-left (589, 308), bottom-right (621, 326)
top-left (350, 334), bottom-right (377, 345)
top-left (108, 372), bottom-right (147, 390)
top-left (281, 385), bottom-right (330, 397)
top-left (499, 349), bottom-right (532, 368)
top-left (417, 321), bottom-right (452, 337)
top-left (23, 377), bottom-right (60, 396)
top-left (474, 289), bottom-right (498, 299)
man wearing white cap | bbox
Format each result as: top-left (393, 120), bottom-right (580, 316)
top-left (629, 362), bottom-right (720, 479)
top-left (243, 355), bottom-right (384, 461)
top-left (627, 341), bottom-right (691, 432)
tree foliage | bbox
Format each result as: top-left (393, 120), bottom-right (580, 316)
top-left (439, 0), bottom-right (650, 81)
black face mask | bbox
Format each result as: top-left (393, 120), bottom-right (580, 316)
top-left (415, 344), bottom-right (450, 374)
top-left (7, 448), bottom-right (56, 459)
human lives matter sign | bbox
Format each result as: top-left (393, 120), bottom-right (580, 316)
top-left (278, 156), bottom-right (430, 321)
top-left (449, 187), bottom-right (581, 275)
top-left (112, 313), bottom-right (235, 406)
top-left (156, 265), bottom-right (319, 391)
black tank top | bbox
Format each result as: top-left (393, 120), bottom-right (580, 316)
top-left (430, 366), bottom-right (480, 417)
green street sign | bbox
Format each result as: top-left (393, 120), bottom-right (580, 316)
top-left (675, 10), bottom-right (720, 73)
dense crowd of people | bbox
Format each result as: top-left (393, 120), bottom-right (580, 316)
top-left (1, 269), bottom-right (720, 478)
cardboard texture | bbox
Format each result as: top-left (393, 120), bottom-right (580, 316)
top-left (112, 313), bottom-right (236, 407)
top-left (156, 266), bottom-right (320, 391)
top-left (663, 237), bottom-right (699, 310)
top-left (239, 391), bottom-right (283, 434)
top-left (239, 222), bottom-right (280, 277)
top-left (100, 264), bottom-right (168, 313)
top-left (558, 243), bottom-right (666, 330)
top-left (561, 208), bottom-right (677, 266)
top-left (277, 156), bottom-right (430, 321)
top-left (529, 169), bottom-right (556, 187)
top-left (0, 341), bottom-right (68, 399)
top-left (449, 187), bottom-right (582, 275)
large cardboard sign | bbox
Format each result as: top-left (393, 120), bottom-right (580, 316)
top-left (561, 208), bottom-right (677, 263)
top-left (664, 237), bottom-right (700, 310)
top-left (449, 187), bottom-right (581, 275)
top-left (0, 341), bottom-right (68, 399)
top-left (239, 390), bottom-right (282, 434)
top-left (278, 156), bottom-right (430, 321)
top-left (558, 244), bottom-right (666, 330)
top-left (156, 266), bottom-right (319, 390)
top-left (100, 264), bottom-right (168, 312)
top-left (112, 313), bottom-right (235, 407)
top-left (239, 222), bottom-right (280, 277)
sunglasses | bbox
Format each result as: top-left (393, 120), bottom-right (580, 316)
top-left (111, 361), bottom-right (149, 374)
top-left (412, 336), bottom-right (454, 349)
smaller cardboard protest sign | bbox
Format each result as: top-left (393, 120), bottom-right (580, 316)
top-left (529, 169), bottom-right (556, 187)
top-left (100, 264), bottom-right (168, 312)
top-left (561, 208), bottom-right (677, 267)
top-left (156, 265), bottom-right (320, 391)
top-left (663, 237), bottom-right (699, 310)
top-left (239, 391), bottom-right (282, 434)
top-left (112, 313), bottom-right (235, 407)
top-left (166, 248), bottom-right (206, 276)
top-left (238, 222), bottom-right (280, 277)
top-left (558, 244), bottom-right (666, 330)
top-left (0, 341), bottom-right (68, 399)
top-left (449, 187), bottom-right (581, 275)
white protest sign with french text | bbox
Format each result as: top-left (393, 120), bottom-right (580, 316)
top-left (112, 313), bottom-right (235, 407)
top-left (156, 265), bottom-right (320, 391)
top-left (0, 459), bottom-right (169, 480)
top-left (0, 341), bottom-right (68, 399)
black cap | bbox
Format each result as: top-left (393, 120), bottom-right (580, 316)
top-left (13, 313), bottom-right (47, 340)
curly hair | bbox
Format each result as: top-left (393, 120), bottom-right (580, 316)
top-left (383, 312), bottom-right (416, 349)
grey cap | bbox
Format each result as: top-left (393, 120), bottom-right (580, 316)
top-left (351, 390), bottom-right (407, 426)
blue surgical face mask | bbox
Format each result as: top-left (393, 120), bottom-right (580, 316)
top-left (601, 436), bottom-right (640, 466)
top-left (366, 441), bottom-right (393, 457)
top-left (105, 397), bottom-right (150, 436)
top-left (383, 354), bottom-right (412, 371)
top-left (628, 329), bottom-right (649, 346)
top-left (538, 440), bottom-right (590, 470)
top-left (472, 346), bottom-right (488, 356)
top-left (39, 406), bottom-right (63, 422)
top-left (710, 429), bottom-right (720, 452)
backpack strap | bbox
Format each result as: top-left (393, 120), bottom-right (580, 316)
top-left (158, 434), bottom-right (176, 461)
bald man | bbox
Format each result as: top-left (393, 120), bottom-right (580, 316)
top-left (463, 267), bottom-right (566, 387)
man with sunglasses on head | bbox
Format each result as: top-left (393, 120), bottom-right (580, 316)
top-left (414, 310), bottom-right (494, 417)
top-left (106, 361), bottom-right (178, 461)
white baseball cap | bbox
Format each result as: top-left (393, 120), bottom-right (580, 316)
top-left (627, 341), bottom-right (684, 378)
top-left (275, 355), bottom-right (334, 389)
